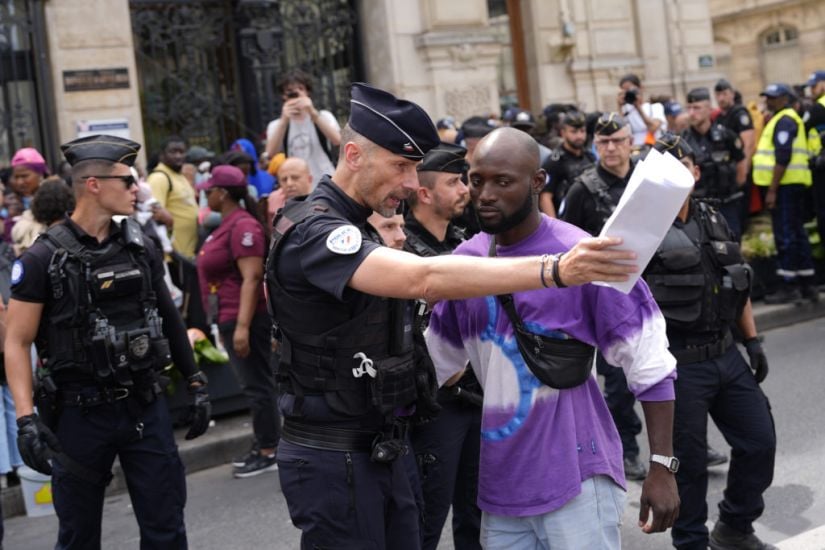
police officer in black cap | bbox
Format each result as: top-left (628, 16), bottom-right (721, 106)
top-left (539, 111), bottom-right (596, 217)
top-left (266, 83), bottom-right (641, 549)
top-left (645, 134), bottom-right (776, 550)
top-left (404, 142), bottom-right (482, 550)
top-left (5, 134), bottom-right (211, 549)
top-left (681, 87), bottom-right (747, 239)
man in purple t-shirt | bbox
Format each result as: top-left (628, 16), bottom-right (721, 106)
top-left (425, 127), bottom-right (680, 549)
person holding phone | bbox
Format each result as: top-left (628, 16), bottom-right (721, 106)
top-left (265, 69), bottom-right (341, 187)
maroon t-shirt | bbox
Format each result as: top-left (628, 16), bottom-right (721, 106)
top-left (197, 208), bottom-right (267, 324)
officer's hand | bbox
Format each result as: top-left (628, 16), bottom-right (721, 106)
top-left (764, 188), bottom-right (777, 210)
top-left (233, 325), bottom-right (250, 358)
top-left (745, 337), bottom-right (769, 384)
top-left (638, 464), bottom-right (680, 533)
top-left (185, 372), bottom-right (212, 440)
top-left (558, 236), bottom-right (638, 287)
top-left (17, 414), bottom-right (61, 475)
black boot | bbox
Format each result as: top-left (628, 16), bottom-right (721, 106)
top-left (764, 283), bottom-right (802, 305)
top-left (800, 277), bottom-right (820, 303)
top-left (709, 520), bottom-right (778, 550)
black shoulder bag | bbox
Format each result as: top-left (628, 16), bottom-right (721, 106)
top-left (489, 238), bottom-right (595, 389)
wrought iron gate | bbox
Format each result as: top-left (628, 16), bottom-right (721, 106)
top-left (130, 0), bottom-right (361, 157)
top-left (0, 0), bottom-right (55, 167)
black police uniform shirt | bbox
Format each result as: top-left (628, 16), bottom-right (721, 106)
top-left (403, 211), bottom-right (463, 256)
top-left (805, 100), bottom-right (825, 171)
top-left (274, 174), bottom-right (386, 424)
top-left (560, 163), bottom-right (634, 236)
top-left (541, 145), bottom-right (596, 210)
top-left (681, 124), bottom-right (745, 197)
top-left (716, 104), bottom-right (754, 136)
top-left (10, 216), bottom-right (192, 384)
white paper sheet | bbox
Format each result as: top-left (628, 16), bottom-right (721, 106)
top-left (594, 149), bottom-right (695, 293)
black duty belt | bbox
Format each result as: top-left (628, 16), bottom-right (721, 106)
top-left (670, 330), bottom-right (734, 364)
top-left (61, 387), bottom-right (132, 407)
top-left (282, 419), bottom-right (377, 453)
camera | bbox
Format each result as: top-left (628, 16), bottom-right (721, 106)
top-left (624, 88), bottom-right (638, 105)
top-left (285, 91), bottom-right (299, 99)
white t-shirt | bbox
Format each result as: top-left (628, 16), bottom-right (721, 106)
top-left (622, 102), bottom-right (667, 146)
top-left (266, 111), bottom-right (339, 187)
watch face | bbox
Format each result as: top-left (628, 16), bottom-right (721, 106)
top-left (669, 457), bottom-right (680, 473)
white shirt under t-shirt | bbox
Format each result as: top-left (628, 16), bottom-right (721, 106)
top-left (622, 102), bottom-right (667, 146)
top-left (266, 111), bottom-right (339, 187)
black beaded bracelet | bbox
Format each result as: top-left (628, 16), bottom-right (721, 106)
top-left (551, 253), bottom-right (567, 288)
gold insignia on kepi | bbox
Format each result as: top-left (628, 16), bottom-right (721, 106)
top-left (100, 280), bottom-right (114, 290)
top-left (594, 112), bottom-right (627, 136)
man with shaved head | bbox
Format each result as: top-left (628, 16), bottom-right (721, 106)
top-left (267, 157), bottom-right (314, 225)
top-left (425, 126), bottom-right (679, 549)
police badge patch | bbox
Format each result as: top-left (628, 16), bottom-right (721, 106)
top-left (740, 113), bottom-right (750, 127)
top-left (10, 260), bottom-right (24, 285)
top-left (777, 131), bottom-right (790, 145)
top-left (326, 225), bottom-right (362, 255)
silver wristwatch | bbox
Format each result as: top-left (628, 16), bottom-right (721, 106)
top-left (650, 454), bottom-right (680, 473)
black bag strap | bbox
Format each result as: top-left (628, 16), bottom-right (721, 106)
top-left (487, 237), bottom-right (527, 331)
top-left (149, 170), bottom-right (173, 196)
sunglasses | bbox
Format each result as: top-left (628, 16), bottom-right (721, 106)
top-left (82, 174), bottom-right (138, 188)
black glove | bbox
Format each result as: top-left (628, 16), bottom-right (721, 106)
top-left (412, 332), bottom-right (441, 422)
top-left (17, 414), bottom-right (62, 475)
top-left (185, 371), bottom-right (211, 440)
top-left (745, 337), bottom-right (769, 384)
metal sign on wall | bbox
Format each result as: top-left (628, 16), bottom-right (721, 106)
top-left (63, 68), bottom-right (130, 92)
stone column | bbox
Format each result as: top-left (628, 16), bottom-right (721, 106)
top-left (360, 0), bottom-right (501, 123)
top-left (44, 0), bottom-right (146, 165)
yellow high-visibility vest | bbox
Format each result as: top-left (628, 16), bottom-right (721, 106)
top-left (806, 95), bottom-right (825, 158)
top-left (752, 107), bottom-right (812, 186)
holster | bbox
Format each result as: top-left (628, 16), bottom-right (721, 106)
top-left (34, 384), bottom-right (61, 430)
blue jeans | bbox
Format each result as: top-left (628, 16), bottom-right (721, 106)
top-left (480, 475), bottom-right (626, 550)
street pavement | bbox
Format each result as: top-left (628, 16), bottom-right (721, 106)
top-left (4, 314), bottom-right (825, 549)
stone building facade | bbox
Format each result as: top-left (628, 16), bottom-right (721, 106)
top-left (1, 0), bottom-right (822, 169)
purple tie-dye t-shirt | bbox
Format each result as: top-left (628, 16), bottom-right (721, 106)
top-left (425, 216), bottom-right (675, 517)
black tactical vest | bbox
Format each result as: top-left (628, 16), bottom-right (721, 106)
top-left (38, 219), bottom-right (171, 386)
top-left (579, 168), bottom-right (617, 234)
top-left (644, 201), bottom-right (751, 339)
top-left (266, 199), bottom-right (417, 417)
top-left (686, 125), bottom-right (737, 200)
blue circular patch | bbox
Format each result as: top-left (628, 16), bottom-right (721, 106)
top-left (10, 260), bottom-right (24, 285)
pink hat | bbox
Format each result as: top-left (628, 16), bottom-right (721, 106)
top-left (11, 147), bottom-right (48, 175)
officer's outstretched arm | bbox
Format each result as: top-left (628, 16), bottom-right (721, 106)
top-left (3, 299), bottom-right (44, 418)
top-left (348, 236), bottom-right (637, 303)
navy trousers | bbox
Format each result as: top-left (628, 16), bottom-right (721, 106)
top-left (767, 184), bottom-right (815, 281)
top-left (277, 439), bottom-right (421, 549)
top-left (671, 345), bottom-right (776, 550)
top-left (410, 400), bottom-right (482, 550)
top-left (53, 395), bottom-right (187, 550)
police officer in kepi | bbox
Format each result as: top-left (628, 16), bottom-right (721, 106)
top-left (403, 142), bottom-right (483, 550)
top-left (645, 134), bottom-right (776, 550)
top-left (4, 135), bottom-right (211, 549)
top-left (539, 110), bottom-right (596, 218)
top-left (266, 82), bottom-right (641, 549)
top-left (681, 87), bottom-right (747, 240)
